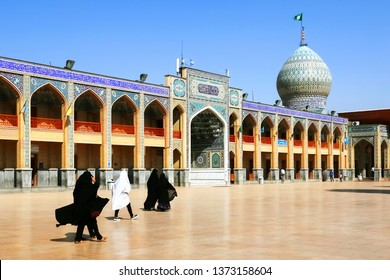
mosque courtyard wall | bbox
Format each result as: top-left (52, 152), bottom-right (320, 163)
top-left (0, 54), bottom-right (376, 190)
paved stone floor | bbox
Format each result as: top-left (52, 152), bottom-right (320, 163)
top-left (1, 180), bottom-right (390, 260)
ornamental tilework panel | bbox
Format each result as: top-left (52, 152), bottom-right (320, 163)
top-left (74, 84), bottom-right (105, 102)
top-left (172, 78), bottom-right (186, 98)
top-left (189, 102), bottom-right (205, 118)
top-left (0, 72), bottom-right (23, 93)
top-left (30, 77), bottom-right (68, 98)
top-left (111, 90), bottom-right (140, 108)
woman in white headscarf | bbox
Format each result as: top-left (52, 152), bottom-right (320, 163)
top-left (112, 169), bottom-right (138, 221)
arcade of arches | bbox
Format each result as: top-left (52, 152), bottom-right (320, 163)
top-left (0, 57), bottom-right (388, 189)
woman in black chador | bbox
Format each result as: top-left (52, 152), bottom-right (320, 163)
top-left (143, 169), bottom-right (159, 210)
top-left (55, 171), bottom-right (109, 243)
top-left (157, 173), bottom-right (176, 211)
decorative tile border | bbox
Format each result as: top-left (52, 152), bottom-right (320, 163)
top-left (0, 57), bottom-right (168, 97)
top-left (243, 101), bottom-right (347, 124)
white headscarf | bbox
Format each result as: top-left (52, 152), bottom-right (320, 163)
top-left (111, 170), bottom-right (131, 210)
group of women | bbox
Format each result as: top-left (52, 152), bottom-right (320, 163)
top-left (55, 168), bottom-right (177, 244)
top-left (144, 169), bottom-right (177, 211)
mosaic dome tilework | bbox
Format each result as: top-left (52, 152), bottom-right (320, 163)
top-left (276, 45), bottom-right (332, 111)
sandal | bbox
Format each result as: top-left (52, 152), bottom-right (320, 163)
top-left (97, 236), bottom-right (107, 242)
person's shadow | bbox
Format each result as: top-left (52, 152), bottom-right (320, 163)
top-left (50, 232), bottom-right (90, 243)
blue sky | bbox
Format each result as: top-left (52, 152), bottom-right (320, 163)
top-left (1, 0), bottom-right (389, 113)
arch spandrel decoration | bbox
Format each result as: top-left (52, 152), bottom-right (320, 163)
top-left (189, 102), bottom-right (205, 118)
top-left (172, 140), bottom-right (182, 153)
top-left (278, 115), bottom-right (291, 127)
top-left (0, 72), bottom-right (23, 93)
top-left (381, 138), bottom-right (389, 146)
top-left (294, 117), bottom-right (306, 126)
top-left (243, 111), bottom-right (258, 122)
top-left (189, 102), bottom-right (227, 121)
top-left (144, 95), bottom-right (168, 110)
top-left (321, 122), bottom-right (331, 130)
top-left (229, 142), bottom-right (235, 153)
top-left (30, 77), bottom-right (68, 98)
top-left (261, 113), bottom-right (275, 124)
top-left (111, 90), bottom-right (140, 108)
top-left (74, 84), bottom-right (105, 102)
top-left (307, 120), bottom-right (319, 131)
top-left (353, 137), bottom-right (374, 146)
top-left (321, 123), bottom-right (331, 133)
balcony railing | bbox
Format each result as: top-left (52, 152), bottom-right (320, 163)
top-left (294, 140), bottom-right (302, 146)
top-left (333, 143), bottom-right (340, 149)
top-left (31, 117), bottom-right (62, 130)
top-left (112, 124), bottom-right (135, 135)
top-left (261, 137), bottom-right (271, 144)
top-left (242, 135), bottom-right (254, 143)
top-left (144, 127), bottom-right (164, 137)
top-left (321, 142), bottom-right (329, 148)
top-left (229, 134), bottom-right (235, 142)
top-left (308, 140), bottom-right (316, 148)
top-left (0, 114), bottom-right (18, 127)
top-left (173, 130), bottom-right (182, 139)
top-left (74, 121), bottom-right (101, 132)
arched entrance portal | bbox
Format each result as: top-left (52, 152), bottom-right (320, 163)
top-left (354, 139), bottom-right (374, 179)
top-left (190, 109), bottom-right (228, 185)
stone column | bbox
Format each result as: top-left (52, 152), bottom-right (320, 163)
top-left (234, 168), bottom-right (246, 184)
top-left (99, 168), bottom-right (114, 189)
top-left (61, 168), bottom-right (76, 188)
top-left (16, 168), bottom-right (32, 188)
top-left (48, 168), bottom-right (59, 187)
top-left (4, 168), bottom-right (15, 188)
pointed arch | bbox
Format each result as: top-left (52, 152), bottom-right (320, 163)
top-left (229, 112), bottom-right (238, 142)
top-left (30, 83), bottom-right (66, 129)
top-left (190, 107), bottom-right (226, 169)
top-left (144, 100), bottom-right (167, 137)
top-left (260, 116), bottom-right (274, 144)
top-left (0, 76), bottom-right (22, 124)
top-left (74, 90), bottom-right (103, 132)
top-left (242, 114), bottom-right (256, 143)
top-left (278, 118), bottom-right (290, 140)
top-left (111, 95), bottom-right (137, 134)
top-left (354, 139), bottom-right (374, 179)
top-left (173, 105), bottom-right (184, 139)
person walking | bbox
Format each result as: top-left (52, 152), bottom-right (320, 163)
top-left (280, 168), bottom-right (285, 183)
top-left (157, 173), bottom-right (176, 211)
top-left (329, 169), bottom-right (334, 182)
top-left (143, 169), bottom-right (159, 210)
top-left (112, 169), bottom-right (138, 221)
top-left (56, 170), bottom-right (109, 244)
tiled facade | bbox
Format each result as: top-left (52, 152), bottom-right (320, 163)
top-left (0, 55), bottom-right (351, 189)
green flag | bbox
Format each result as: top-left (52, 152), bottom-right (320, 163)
top-left (293, 13), bottom-right (303, 21)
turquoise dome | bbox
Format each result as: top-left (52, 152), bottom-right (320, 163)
top-left (276, 45), bottom-right (332, 112)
